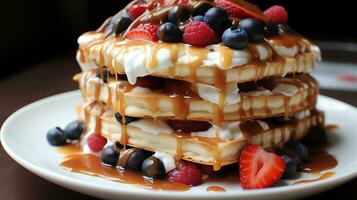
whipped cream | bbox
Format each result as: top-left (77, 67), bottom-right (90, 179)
top-left (191, 121), bottom-right (244, 140)
top-left (195, 82), bottom-right (240, 105)
top-left (129, 119), bottom-right (173, 134)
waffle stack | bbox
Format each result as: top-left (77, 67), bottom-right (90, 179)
top-left (74, 0), bottom-right (323, 171)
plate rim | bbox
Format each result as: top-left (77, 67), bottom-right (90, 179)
top-left (1, 90), bottom-right (357, 199)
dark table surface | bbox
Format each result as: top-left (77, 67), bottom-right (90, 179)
top-left (0, 53), bottom-right (357, 200)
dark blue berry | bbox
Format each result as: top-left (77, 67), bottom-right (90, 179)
top-left (285, 141), bottom-right (309, 162)
top-left (46, 127), bottom-right (67, 146)
top-left (118, 148), bottom-right (152, 171)
top-left (264, 21), bottom-right (279, 37)
top-left (64, 120), bottom-right (85, 140)
top-left (222, 27), bottom-right (249, 50)
top-left (167, 5), bottom-right (191, 25)
top-left (303, 126), bottom-right (328, 145)
top-left (96, 68), bottom-right (109, 83)
top-left (278, 24), bottom-right (293, 33)
top-left (115, 112), bottom-right (138, 125)
top-left (157, 22), bottom-right (183, 43)
top-left (142, 156), bottom-right (166, 179)
top-left (281, 154), bottom-right (300, 179)
top-left (112, 16), bottom-right (133, 36)
top-left (238, 18), bottom-right (265, 43)
top-left (204, 7), bottom-right (230, 31)
top-left (101, 145), bottom-right (120, 166)
top-left (192, 15), bottom-right (204, 22)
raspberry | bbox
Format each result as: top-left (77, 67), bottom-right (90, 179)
top-left (87, 134), bottom-right (107, 152)
top-left (183, 21), bottom-right (216, 46)
top-left (168, 160), bottom-right (203, 186)
top-left (128, 4), bottom-right (147, 19)
top-left (125, 24), bottom-right (159, 42)
top-left (263, 5), bottom-right (288, 24)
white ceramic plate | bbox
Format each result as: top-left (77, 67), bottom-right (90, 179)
top-left (1, 90), bottom-right (357, 200)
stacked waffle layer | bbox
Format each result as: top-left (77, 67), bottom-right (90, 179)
top-left (74, 0), bottom-right (323, 170)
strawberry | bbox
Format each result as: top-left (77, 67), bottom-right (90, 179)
top-left (168, 160), bottom-right (203, 186)
top-left (216, 0), bottom-right (266, 21)
top-left (264, 5), bottom-right (288, 24)
top-left (239, 144), bottom-right (285, 189)
top-left (87, 134), bottom-right (107, 152)
top-left (128, 4), bottom-right (147, 19)
top-left (167, 120), bottom-right (212, 133)
top-left (164, 0), bottom-right (189, 6)
top-left (135, 76), bottom-right (164, 90)
top-left (125, 24), bottom-right (159, 42)
top-left (183, 21), bottom-right (216, 46)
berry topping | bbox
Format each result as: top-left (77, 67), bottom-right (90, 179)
top-left (125, 24), bottom-right (159, 42)
top-left (192, 15), bottom-right (204, 22)
top-left (128, 4), bottom-right (147, 20)
top-left (302, 126), bottom-right (328, 145)
top-left (204, 7), bottom-right (230, 31)
top-left (64, 120), bottom-right (85, 140)
top-left (101, 145), bottom-right (120, 166)
top-left (168, 5), bottom-right (191, 25)
top-left (193, 3), bottom-right (213, 16)
top-left (112, 16), bottom-right (133, 36)
top-left (183, 21), bottom-right (216, 46)
top-left (238, 18), bottom-right (264, 43)
top-left (114, 112), bottom-right (138, 125)
top-left (168, 160), bottom-right (203, 186)
top-left (197, 164), bottom-right (216, 176)
top-left (222, 27), bottom-right (249, 50)
top-left (158, 22), bottom-right (183, 43)
top-left (142, 156), bottom-right (167, 179)
top-left (135, 76), bottom-right (165, 90)
top-left (284, 141), bottom-right (309, 162)
top-left (264, 21), bottom-right (279, 37)
top-left (164, 0), bottom-right (189, 6)
top-left (118, 148), bottom-right (152, 171)
top-left (167, 120), bottom-right (212, 133)
top-left (239, 144), bottom-right (285, 189)
top-left (216, 0), bottom-right (265, 20)
top-left (276, 152), bottom-right (300, 179)
top-left (96, 68), bottom-right (109, 83)
top-left (263, 5), bottom-right (288, 24)
top-left (46, 127), bottom-right (67, 146)
top-left (87, 134), bottom-right (107, 152)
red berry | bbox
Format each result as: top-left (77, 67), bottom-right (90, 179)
top-left (125, 24), bottom-right (159, 42)
top-left (239, 144), bottom-right (285, 189)
top-left (87, 134), bottom-right (107, 152)
top-left (164, 0), bottom-right (189, 5)
top-left (168, 160), bottom-right (203, 186)
top-left (197, 164), bottom-right (216, 176)
top-left (183, 21), bottom-right (216, 46)
top-left (264, 5), bottom-right (288, 24)
top-left (217, 0), bottom-right (266, 20)
top-left (128, 4), bottom-right (147, 19)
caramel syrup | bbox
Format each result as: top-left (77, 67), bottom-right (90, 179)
top-left (293, 171), bottom-right (336, 185)
top-left (298, 149), bottom-right (337, 173)
top-left (60, 154), bottom-right (190, 191)
top-left (206, 186), bottom-right (226, 192)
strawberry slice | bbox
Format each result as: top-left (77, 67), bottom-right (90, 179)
top-left (125, 24), bottom-right (159, 42)
top-left (167, 120), bottom-right (212, 133)
top-left (239, 144), bottom-right (285, 189)
top-left (217, 0), bottom-right (268, 21)
top-left (135, 76), bottom-right (164, 90)
top-left (128, 4), bottom-right (147, 19)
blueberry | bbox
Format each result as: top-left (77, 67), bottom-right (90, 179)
top-left (281, 154), bottom-right (300, 179)
top-left (112, 16), bottom-right (133, 36)
top-left (64, 120), bottom-right (85, 140)
top-left (204, 7), bottom-right (230, 31)
top-left (302, 126), bottom-right (327, 145)
top-left (157, 22), bottom-right (183, 43)
top-left (264, 21), bottom-right (279, 37)
top-left (142, 156), bottom-right (166, 179)
top-left (284, 141), bottom-right (309, 162)
top-left (115, 112), bottom-right (138, 125)
top-left (238, 18), bottom-right (265, 43)
top-left (167, 5), bottom-right (191, 25)
top-left (118, 148), bottom-right (152, 171)
top-left (101, 145), bottom-right (120, 166)
top-left (46, 127), bottom-right (67, 146)
top-left (222, 27), bottom-right (249, 50)
top-left (193, 3), bottom-right (213, 16)
top-left (278, 24), bottom-right (293, 34)
top-left (96, 68), bottom-right (110, 83)
top-left (192, 15), bottom-right (204, 22)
